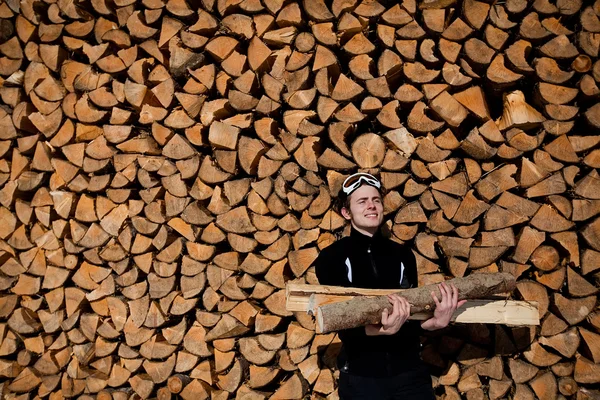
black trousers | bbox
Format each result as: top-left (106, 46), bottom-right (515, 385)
top-left (338, 364), bottom-right (436, 400)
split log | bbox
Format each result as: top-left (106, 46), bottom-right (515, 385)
top-left (313, 273), bottom-right (516, 333)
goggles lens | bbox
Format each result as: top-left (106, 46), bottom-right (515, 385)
top-left (342, 173), bottom-right (381, 195)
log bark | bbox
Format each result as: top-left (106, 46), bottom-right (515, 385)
top-left (314, 272), bottom-right (516, 333)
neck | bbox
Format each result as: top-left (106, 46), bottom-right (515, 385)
top-left (351, 223), bottom-right (378, 237)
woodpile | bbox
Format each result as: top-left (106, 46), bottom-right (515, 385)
top-left (0, 0), bottom-right (599, 398)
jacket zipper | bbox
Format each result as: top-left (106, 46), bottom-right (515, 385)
top-left (368, 245), bottom-right (378, 279)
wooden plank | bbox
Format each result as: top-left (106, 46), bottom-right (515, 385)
top-left (286, 283), bottom-right (539, 327)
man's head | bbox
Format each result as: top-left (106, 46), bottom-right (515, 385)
top-left (339, 173), bottom-right (384, 237)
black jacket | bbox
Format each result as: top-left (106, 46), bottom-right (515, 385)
top-left (313, 227), bottom-right (424, 377)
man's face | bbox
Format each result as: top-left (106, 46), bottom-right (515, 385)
top-left (341, 185), bottom-right (384, 236)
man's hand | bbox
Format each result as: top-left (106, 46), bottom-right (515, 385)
top-left (421, 282), bottom-right (467, 331)
top-left (365, 294), bottom-right (411, 336)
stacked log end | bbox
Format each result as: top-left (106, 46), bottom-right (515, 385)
top-left (0, 0), bottom-right (599, 399)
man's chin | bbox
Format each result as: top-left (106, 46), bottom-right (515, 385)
top-left (361, 219), bottom-right (382, 227)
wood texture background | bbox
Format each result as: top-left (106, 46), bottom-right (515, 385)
top-left (0, 0), bottom-right (599, 398)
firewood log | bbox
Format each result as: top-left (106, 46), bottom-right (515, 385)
top-left (575, 356), bottom-right (600, 384)
top-left (314, 273), bottom-right (516, 333)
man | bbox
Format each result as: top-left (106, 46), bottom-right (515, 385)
top-left (313, 172), bottom-right (465, 400)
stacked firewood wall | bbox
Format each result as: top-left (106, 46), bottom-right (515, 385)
top-left (1, 0), bottom-right (599, 398)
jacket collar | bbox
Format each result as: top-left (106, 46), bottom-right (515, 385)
top-left (349, 226), bottom-right (382, 246)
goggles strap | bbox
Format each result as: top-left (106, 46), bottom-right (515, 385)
top-left (342, 173), bottom-right (381, 195)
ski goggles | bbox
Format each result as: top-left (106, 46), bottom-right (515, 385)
top-left (341, 172), bottom-right (381, 195)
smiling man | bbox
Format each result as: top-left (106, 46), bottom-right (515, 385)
top-left (313, 172), bottom-right (464, 400)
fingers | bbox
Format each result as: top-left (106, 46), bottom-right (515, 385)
top-left (382, 295), bottom-right (400, 327)
top-left (381, 307), bottom-right (389, 325)
top-left (435, 282), bottom-right (456, 310)
top-left (427, 284), bottom-right (463, 330)
top-left (447, 284), bottom-right (464, 310)
top-left (389, 295), bottom-right (402, 321)
top-left (432, 284), bottom-right (448, 306)
top-left (452, 284), bottom-right (459, 305)
top-left (382, 294), bottom-right (411, 330)
top-left (387, 294), bottom-right (399, 303)
top-left (382, 295), bottom-right (392, 325)
top-left (398, 297), bottom-right (411, 321)
top-left (431, 289), bottom-right (440, 306)
top-left (441, 282), bottom-right (452, 308)
top-left (401, 297), bottom-right (410, 312)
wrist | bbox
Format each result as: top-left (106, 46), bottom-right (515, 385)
top-left (421, 317), bottom-right (445, 331)
top-left (432, 318), bottom-right (444, 330)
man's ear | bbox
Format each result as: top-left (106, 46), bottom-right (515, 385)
top-left (341, 207), bottom-right (352, 220)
